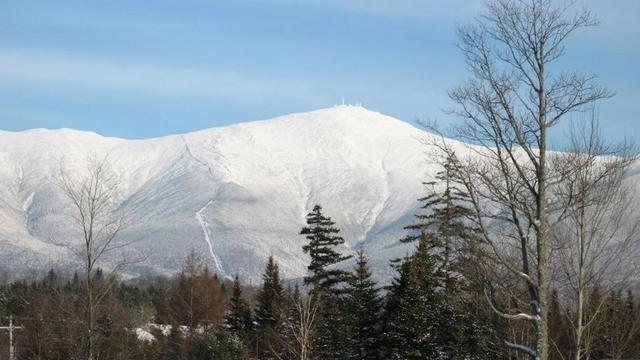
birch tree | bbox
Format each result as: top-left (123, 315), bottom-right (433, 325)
top-left (56, 155), bottom-right (129, 360)
top-left (550, 118), bottom-right (639, 360)
top-left (275, 292), bottom-right (319, 360)
top-left (442, 1), bottom-right (612, 358)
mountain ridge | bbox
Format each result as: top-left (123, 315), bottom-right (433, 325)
top-left (0, 105), bottom-right (450, 282)
top-left (0, 106), bottom-right (418, 140)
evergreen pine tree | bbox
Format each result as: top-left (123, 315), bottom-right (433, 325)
top-left (300, 205), bottom-right (353, 359)
top-left (402, 156), bottom-right (478, 291)
top-left (384, 155), bottom-right (498, 358)
top-left (226, 275), bottom-right (253, 343)
top-left (283, 284), bottom-right (302, 331)
top-left (255, 256), bottom-right (285, 359)
top-left (597, 290), bottom-right (640, 359)
top-left (383, 232), bottom-right (495, 359)
top-left (71, 271), bottom-right (80, 291)
top-left (300, 205), bottom-right (352, 294)
top-left (292, 284), bottom-right (301, 307)
top-left (344, 251), bottom-right (382, 360)
top-left (45, 268), bottom-right (57, 287)
top-left (382, 234), bottom-right (443, 359)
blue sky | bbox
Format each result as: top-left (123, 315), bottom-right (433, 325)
top-left (1, 0), bottom-right (638, 142)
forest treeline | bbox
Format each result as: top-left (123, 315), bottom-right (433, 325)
top-left (1, 197), bottom-right (639, 359)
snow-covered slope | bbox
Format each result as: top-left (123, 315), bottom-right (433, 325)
top-left (0, 106), bottom-right (466, 282)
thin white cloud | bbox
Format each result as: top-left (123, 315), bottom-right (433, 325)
top-left (274, 0), bottom-right (640, 46)
top-left (249, 0), bottom-right (482, 20)
top-left (0, 51), bottom-right (316, 101)
top-left (0, 51), bottom-right (443, 108)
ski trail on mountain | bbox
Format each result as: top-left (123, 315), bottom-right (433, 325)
top-left (182, 136), bottom-right (226, 276)
top-left (22, 192), bottom-right (35, 230)
top-left (195, 199), bottom-right (225, 275)
top-left (0, 106), bottom-right (447, 281)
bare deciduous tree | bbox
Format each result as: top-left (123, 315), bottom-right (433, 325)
top-left (550, 117), bottom-right (639, 360)
top-left (275, 293), bottom-right (319, 360)
top-left (56, 155), bottom-right (129, 360)
top-left (439, 0), bottom-right (612, 358)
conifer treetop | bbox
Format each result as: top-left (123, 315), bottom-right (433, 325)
top-left (300, 204), bottom-right (352, 293)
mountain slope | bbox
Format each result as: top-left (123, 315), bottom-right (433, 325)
top-left (0, 106), bottom-right (464, 281)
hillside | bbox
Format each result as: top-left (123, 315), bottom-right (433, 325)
top-left (0, 106), bottom-right (467, 282)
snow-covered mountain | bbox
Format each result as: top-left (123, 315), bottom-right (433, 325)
top-left (0, 106), bottom-right (465, 282)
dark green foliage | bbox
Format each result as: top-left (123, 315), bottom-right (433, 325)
top-left (226, 275), bottom-right (253, 341)
top-left (255, 256), bottom-right (285, 358)
top-left (186, 331), bottom-right (249, 360)
top-left (344, 251), bottom-right (382, 360)
top-left (255, 257), bottom-right (284, 329)
top-left (402, 156), bottom-right (479, 292)
top-left (300, 205), bottom-right (352, 294)
top-left (382, 234), bottom-right (443, 359)
top-left (1, 227), bottom-right (638, 359)
top-left (434, 297), bottom-right (500, 359)
top-left (380, 156), bottom-right (499, 359)
top-left (383, 231), bottom-right (497, 360)
top-left (300, 205), bottom-right (354, 359)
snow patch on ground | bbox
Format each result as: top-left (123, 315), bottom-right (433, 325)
top-left (135, 324), bottom-right (203, 342)
top-left (195, 199), bottom-right (225, 276)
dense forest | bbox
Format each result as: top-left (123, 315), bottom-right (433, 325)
top-left (1, 197), bottom-right (639, 359)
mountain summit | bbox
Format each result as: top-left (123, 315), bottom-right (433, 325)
top-left (0, 106), bottom-right (448, 281)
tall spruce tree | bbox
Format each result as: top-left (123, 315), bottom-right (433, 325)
top-left (255, 256), bottom-right (285, 359)
top-left (384, 232), bottom-right (495, 359)
top-left (391, 156), bottom-right (498, 359)
top-left (402, 156), bottom-right (478, 291)
top-left (383, 234), bottom-right (443, 359)
top-left (300, 205), bottom-right (352, 359)
top-left (226, 275), bottom-right (253, 342)
top-left (300, 205), bottom-right (352, 294)
top-left (344, 251), bottom-right (382, 360)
